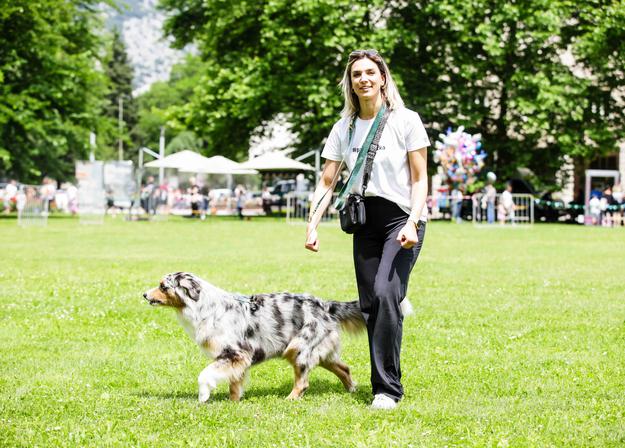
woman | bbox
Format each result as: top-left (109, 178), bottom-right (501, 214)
top-left (305, 49), bottom-right (430, 410)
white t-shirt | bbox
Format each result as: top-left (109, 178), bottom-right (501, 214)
top-left (321, 107), bottom-right (430, 221)
top-left (501, 190), bottom-right (514, 212)
top-left (589, 196), bottom-right (601, 215)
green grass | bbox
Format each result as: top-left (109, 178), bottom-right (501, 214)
top-left (1, 217), bottom-right (624, 447)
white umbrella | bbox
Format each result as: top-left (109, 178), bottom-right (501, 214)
top-left (180, 155), bottom-right (258, 175)
top-left (239, 151), bottom-right (315, 172)
top-left (144, 150), bottom-right (211, 170)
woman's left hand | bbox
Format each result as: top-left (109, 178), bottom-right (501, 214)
top-left (396, 221), bottom-right (419, 249)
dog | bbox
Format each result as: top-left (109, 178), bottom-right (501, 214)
top-left (143, 272), bottom-right (412, 403)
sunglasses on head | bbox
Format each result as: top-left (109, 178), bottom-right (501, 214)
top-left (349, 49), bottom-right (380, 59)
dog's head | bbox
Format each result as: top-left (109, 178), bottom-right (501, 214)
top-left (143, 272), bottom-right (202, 308)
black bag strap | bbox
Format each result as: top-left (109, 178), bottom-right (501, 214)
top-left (360, 108), bottom-right (390, 195)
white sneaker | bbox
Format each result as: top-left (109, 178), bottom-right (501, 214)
top-left (370, 393), bottom-right (397, 410)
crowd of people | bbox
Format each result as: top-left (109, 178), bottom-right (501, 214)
top-left (136, 176), bottom-right (261, 220)
top-left (588, 183), bottom-right (624, 227)
top-left (433, 180), bottom-right (516, 224)
top-left (3, 175), bottom-right (625, 227)
top-left (1, 177), bottom-right (79, 215)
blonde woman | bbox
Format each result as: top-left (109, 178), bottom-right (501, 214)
top-left (305, 49), bottom-right (430, 410)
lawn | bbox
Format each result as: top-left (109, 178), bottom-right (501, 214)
top-left (1, 217), bottom-right (624, 447)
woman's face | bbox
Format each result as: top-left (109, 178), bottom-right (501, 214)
top-left (350, 57), bottom-right (385, 103)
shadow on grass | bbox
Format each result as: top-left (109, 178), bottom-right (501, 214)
top-left (134, 377), bottom-right (371, 404)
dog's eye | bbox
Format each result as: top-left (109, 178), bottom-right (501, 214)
top-left (159, 284), bottom-right (167, 292)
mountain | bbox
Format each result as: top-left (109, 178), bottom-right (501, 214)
top-left (100, 0), bottom-right (188, 96)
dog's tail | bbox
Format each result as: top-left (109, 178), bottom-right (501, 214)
top-left (328, 298), bottom-right (414, 334)
top-left (327, 301), bottom-right (366, 334)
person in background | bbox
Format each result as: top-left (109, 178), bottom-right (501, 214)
top-left (200, 183), bottom-right (210, 221)
top-left (3, 179), bottom-right (17, 214)
top-left (451, 186), bottom-right (463, 223)
top-left (189, 177), bottom-right (201, 218)
top-left (600, 185), bottom-right (615, 227)
top-left (499, 182), bottom-right (515, 224)
top-left (235, 184), bottom-right (247, 220)
top-left (612, 183), bottom-right (623, 226)
top-left (141, 176), bottom-right (155, 215)
top-left (483, 172), bottom-right (497, 224)
top-left (589, 193), bottom-right (601, 225)
top-left (41, 177), bottom-right (57, 213)
top-left (261, 186), bottom-right (273, 215)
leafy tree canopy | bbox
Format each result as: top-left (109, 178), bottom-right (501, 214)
top-left (160, 0), bottom-right (625, 187)
top-left (0, 0), bottom-right (113, 183)
top-left (101, 27), bottom-right (138, 160)
top-left (134, 54), bottom-right (208, 154)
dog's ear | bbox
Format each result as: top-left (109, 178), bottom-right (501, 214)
top-left (173, 272), bottom-right (201, 302)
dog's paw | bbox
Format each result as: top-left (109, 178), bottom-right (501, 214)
top-left (198, 388), bottom-right (211, 403)
top-left (286, 391), bottom-right (303, 400)
top-left (347, 382), bottom-right (357, 393)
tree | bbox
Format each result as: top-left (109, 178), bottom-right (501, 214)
top-left (387, 0), bottom-right (598, 185)
top-left (564, 1), bottom-right (625, 176)
top-left (159, 0), bottom-right (625, 187)
top-left (103, 27), bottom-right (138, 160)
top-left (134, 54), bottom-right (208, 153)
top-left (160, 0), bottom-right (389, 160)
top-left (0, 0), bottom-right (111, 183)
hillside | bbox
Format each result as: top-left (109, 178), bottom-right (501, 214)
top-left (100, 0), bottom-right (188, 96)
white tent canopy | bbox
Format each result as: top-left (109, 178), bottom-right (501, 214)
top-left (145, 151), bottom-right (257, 175)
top-left (144, 150), bottom-right (210, 170)
top-left (239, 151), bottom-right (315, 172)
top-left (180, 155), bottom-right (257, 175)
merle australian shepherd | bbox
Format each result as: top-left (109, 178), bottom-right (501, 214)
top-left (143, 272), bottom-right (378, 403)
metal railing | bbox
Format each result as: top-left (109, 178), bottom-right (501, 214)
top-left (472, 193), bottom-right (534, 226)
top-left (16, 184), bottom-right (49, 227)
top-left (285, 192), bottom-right (340, 225)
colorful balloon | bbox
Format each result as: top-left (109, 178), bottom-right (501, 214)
top-left (433, 127), bottom-right (486, 188)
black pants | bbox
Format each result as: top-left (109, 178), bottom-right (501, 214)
top-left (353, 196), bottom-right (426, 401)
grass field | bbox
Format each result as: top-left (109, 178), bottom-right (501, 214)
top-left (1, 217), bottom-right (624, 447)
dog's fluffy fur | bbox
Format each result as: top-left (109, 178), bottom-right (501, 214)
top-left (143, 272), bottom-right (412, 403)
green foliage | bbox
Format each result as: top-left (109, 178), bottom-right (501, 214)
top-left (566, 1), bottom-right (625, 158)
top-left (134, 55), bottom-right (208, 154)
top-left (159, 0), bottom-right (390, 160)
top-left (101, 27), bottom-right (138, 160)
top-left (0, 0), bottom-right (111, 183)
top-left (1, 218), bottom-right (625, 445)
top-left (159, 0), bottom-right (625, 186)
top-left (1, 0), bottom-right (622, 184)
top-left (165, 130), bottom-right (202, 152)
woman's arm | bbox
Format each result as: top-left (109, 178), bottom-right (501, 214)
top-left (305, 159), bottom-right (342, 252)
top-left (396, 147), bottom-right (428, 249)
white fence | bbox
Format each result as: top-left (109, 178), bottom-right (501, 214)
top-left (472, 193), bottom-right (534, 226)
top-left (285, 192), bottom-right (340, 224)
top-left (286, 192), bottom-right (535, 226)
top-left (17, 185), bottom-right (49, 227)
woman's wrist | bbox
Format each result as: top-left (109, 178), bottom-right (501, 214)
top-left (406, 218), bottom-right (419, 230)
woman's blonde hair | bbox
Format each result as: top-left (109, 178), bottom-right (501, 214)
top-left (339, 49), bottom-right (404, 119)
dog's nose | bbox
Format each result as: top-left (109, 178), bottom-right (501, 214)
top-left (143, 293), bottom-right (148, 299)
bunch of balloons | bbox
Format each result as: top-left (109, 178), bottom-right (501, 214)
top-left (433, 126), bottom-right (487, 188)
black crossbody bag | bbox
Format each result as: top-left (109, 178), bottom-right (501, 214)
top-left (338, 108), bottom-right (390, 234)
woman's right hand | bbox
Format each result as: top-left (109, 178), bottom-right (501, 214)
top-left (305, 225), bottom-right (319, 252)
